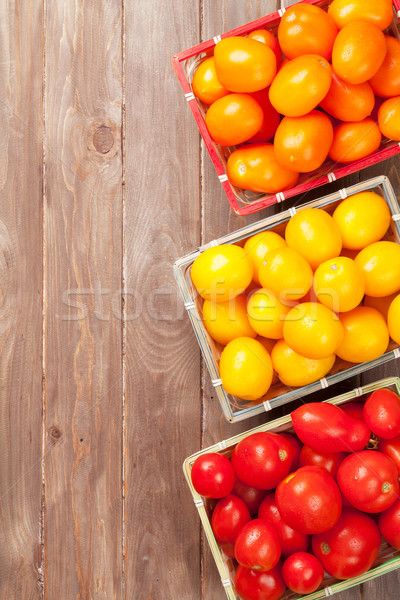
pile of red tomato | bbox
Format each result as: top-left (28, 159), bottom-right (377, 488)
top-left (191, 387), bottom-right (400, 600)
top-left (191, 0), bottom-right (400, 195)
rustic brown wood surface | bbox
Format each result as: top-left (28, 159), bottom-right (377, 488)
top-left (0, 1), bottom-right (400, 599)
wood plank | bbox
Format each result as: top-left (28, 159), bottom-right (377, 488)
top-left (123, 1), bottom-right (202, 598)
top-left (0, 2), bottom-right (43, 598)
top-left (43, 1), bottom-right (123, 597)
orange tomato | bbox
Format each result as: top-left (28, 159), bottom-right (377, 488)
top-left (328, 0), bottom-right (393, 31)
top-left (269, 54), bottom-right (332, 117)
top-left (274, 110), bottom-right (333, 173)
top-left (329, 119), bottom-right (381, 164)
top-left (332, 21), bottom-right (387, 84)
top-left (278, 3), bottom-right (338, 61)
top-left (192, 57), bottom-right (230, 105)
top-left (214, 36), bottom-right (277, 93)
top-left (320, 71), bottom-right (375, 122)
top-left (378, 97), bottom-right (400, 141)
top-left (370, 36), bottom-right (400, 98)
top-left (226, 143), bottom-right (299, 194)
top-left (248, 29), bottom-right (282, 65)
top-left (246, 88), bottom-right (281, 143)
top-left (205, 93), bottom-right (263, 146)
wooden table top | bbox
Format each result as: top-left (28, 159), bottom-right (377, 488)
top-left (0, 1), bottom-right (399, 598)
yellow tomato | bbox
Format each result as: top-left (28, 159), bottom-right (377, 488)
top-left (192, 57), bottom-right (230, 105)
top-left (355, 241), bottom-right (400, 297)
top-left (364, 293), bottom-right (398, 321)
top-left (247, 288), bottom-right (292, 339)
top-left (202, 295), bottom-right (256, 346)
top-left (271, 339), bottom-right (335, 387)
top-left (388, 294), bottom-right (400, 345)
top-left (259, 247), bottom-right (313, 301)
top-left (243, 231), bottom-right (287, 285)
top-left (336, 306), bottom-right (389, 363)
top-left (313, 257), bottom-right (365, 313)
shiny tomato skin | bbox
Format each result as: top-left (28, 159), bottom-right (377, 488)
top-left (246, 88), bottom-right (281, 143)
top-left (378, 436), bottom-right (400, 476)
top-left (234, 564), bottom-right (286, 600)
top-left (258, 494), bottom-right (310, 557)
top-left (341, 401), bottom-right (365, 422)
top-left (211, 494), bottom-right (251, 557)
top-left (363, 388), bottom-right (400, 439)
top-left (191, 453), bottom-right (235, 498)
top-left (205, 93), bottom-right (263, 146)
top-left (231, 432), bottom-right (292, 490)
top-left (279, 432), bottom-right (302, 471)
top-left (378, 498), bottom-right (400, 550)
top-left (275, 466), bottom-right (342, 534)
top-left (282, 552), bottom-right (324, 594)
top-left (248, 29), bottom-right (282, 66)
top-left (234, 518), bottom-right (282, 571)
top-left (312, 508), bottom-right (381, 579)
top-left (337, 450), bottom-right (399, 512)
top-left (232, 479), bottom-right (267, 516)
top-left (299, 446), bottom-right (347, 478)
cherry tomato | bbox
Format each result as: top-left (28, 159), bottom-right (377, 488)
top-left (312, 508), bottom-right (381, 579)
top-left (337, 450), bottom-right (399, 512)
top-left (246, 88), bottom-right (280, 143)
top-left (191, 453), bottom-right (235, 498)
top-left (205, 93), bottom-right (263, 146)
top-left (340, 401), bottom-right (365, 422)
top-left (231, 432), bottom-right (292, 490)
top-left (299, 446), bottom-right (347, 478)
top-left (279, 432), bottom-right (302, 471)
top-left (214, 36), bottom-right (277, 93)
top-left (192, 57), bottom-right (230, 105)
top-left (275, 466), bottom-right (342, 534)
top-left (248, 29), bottom-right (282, 66)
top-left (282, 552), bottom-right (324, 595)
top-left (258, 494), bottom-right (310, 557)
top-left (379, 498), bottom-right (400, 550)
top-left (211, 494), bottom-right (251, 557)
top-left (363, 388), bottom-right (400, 439)
top-left (378, 436), bottom-right (400, 476)
top-left (234, 564), bottom-right (286, 600)
top-left (232, 479), bottom-right (267, 516)
top-left (234, 518), bottom-right (281, 571)
top-left (226, 143), bottom-right (299, 194)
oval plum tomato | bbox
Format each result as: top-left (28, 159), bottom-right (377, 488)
top-left (337, 450), bottom-right (399, 513)
top-left (328, 0), bottom-right (393, 31)
top-left (269, 54), bottom-right (332, 117)
top-left (378, 436), bottom-right (400, 476)
top-left (299, 446), bottom-right (347, 478)
top-left (191, 453), bottom-right (235, 498)
top-left (278, 3), bottom-right (338, 61)
top-left (234, 518), bottom-right (281, 571)
top-left (232, 479), bottom-right (267, 516)
top-left (274, 110), bottom-right (333, 173)
top-left (214, 36), bottom-right (277, 93)
top-left (370, 36), bottom-right (400, 98)
top-left (279, 432), bottom-right (302, 471)
top-left (205, 93), bottom-right (263, 146)
top-left (248, 29), bottom-right (282, 66)
top-left (235, 564), bottom-right (286, 600)
top-left (192, 57), bottom-right (230, 105)
top-left (332, 21), bottom-right (387, 85)
top-left (275, 466), bottom-right (342, 534)
top-left (226, 143), bottom-right (299, 194)
top-left (231, 432), bottom-right (292, 490)
top-left (363, 388), bottom-right (400, 439)
top-left (341, 401), bottom-right (365, 422)
top-left (320, 71), bottom-right (375, 122)
top-left (379, 498), bottom-right (400, 550)
top-left (258, 494), bottom-right (310, 557)
top-left (211, 494), bottom-right (251, 557)
top-left (378, 97), bottom-right (400, 141)
top-left (312, 508), bottom-right (381, 579)
top-left (246, 88), bottom-right (280, 143)
top-left (282, 552), bottom-right (324, 595)
top-left (329, 119), bottom-right (381, 164)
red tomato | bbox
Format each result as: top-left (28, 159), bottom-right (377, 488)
top-left (341, 400), bottom-right (365, 422)
top-left (337, 450), bottom-right (399, 512)
top-left (235, 564), bottom-right (286, 600)
top-left (378, 436), bottom-right (400, 476)
top-left (275, 466), bottom-right (342, 534)
top-left (379, 498), bottom-right (400, 550)
top-left (312, 508), bottom-right (381, 579)
top-left (234, 518), bottom-right (282, 571)
top-left (279, 432), bottom-right (302, 471)
top-left (258, 494), bottom-right (310, 557)
top-left (282, 552), bottom-right (324, 594)
top-left (299, 446), bottom-right (347, 478)
top-left (246, 88), bottom-right (280, 143)
top-left (231, 432), bottom-right (292, 490)
top-left (211, 494), bottom-right (251, 557)
top-left (232, 479), bottom-right (267, 516)
top-left (363, 388), bottom-right (400, 439)
top-left (191, 453), bottom-right (235, 498)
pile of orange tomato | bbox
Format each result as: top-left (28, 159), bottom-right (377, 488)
top-left (192, 0), bottom-right (400, 194)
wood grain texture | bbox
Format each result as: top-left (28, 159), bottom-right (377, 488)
top-left (0, 2), bottom-right (43, 598)
top-left (44, 1), bottom-right (123, 598)
top-left (124, 1), bottom-right (202, 599)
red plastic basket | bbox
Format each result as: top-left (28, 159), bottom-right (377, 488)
top-left (172, 0), bottom-right (400, 216)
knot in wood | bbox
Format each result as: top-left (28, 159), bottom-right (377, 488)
top-left (49, 426), bottom-right (62, 440)
top-left (93, 125), bottom-right (114, 154)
